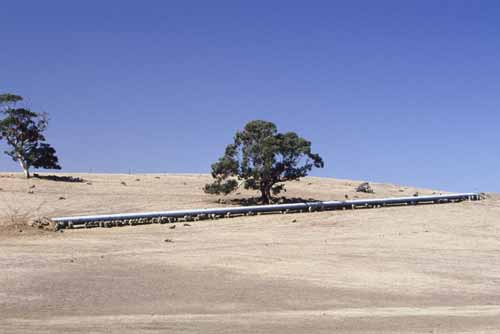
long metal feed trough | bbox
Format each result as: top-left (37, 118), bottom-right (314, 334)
top-left (52, 192), bottom-right (482, 229)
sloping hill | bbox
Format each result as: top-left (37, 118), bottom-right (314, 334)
top-left (0, 173), bottom-right (499, 333)
top-left (0, 172), bottom-right (443, 224)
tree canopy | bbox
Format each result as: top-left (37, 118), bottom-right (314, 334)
top-left (0, 93), bottom-right (61, 178)
top-left (204, 120), bottom-right (324, 204)
top-left (0, 93), bottom-right (23, 104)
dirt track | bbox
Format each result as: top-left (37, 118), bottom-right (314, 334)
top-left (1, 173), bottom-right (499, 333)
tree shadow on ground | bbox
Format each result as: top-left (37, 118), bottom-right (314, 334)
top-left (33, 174), bottom-right (85, 183)
top-left (222, 196), bottom-right (321, 206)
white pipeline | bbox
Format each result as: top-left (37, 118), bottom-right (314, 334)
top-left (51, 192), bottom-right (482, 229)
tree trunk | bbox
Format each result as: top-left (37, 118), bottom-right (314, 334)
top-left (260, 184), bottom-right (271, 204)
top-left (260, 191), bottom-right (269, 204)
top-left (18, 160), bottom-right (30, 179)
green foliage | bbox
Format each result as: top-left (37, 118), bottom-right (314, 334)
top-left (0, 93), bottom-right (61, 178)
top-left (0, 93), bottom-right (23, 104)
top-left (205, 120), bottom-right (324, 204)
top-left (204, 179), bottom-right (239, 195)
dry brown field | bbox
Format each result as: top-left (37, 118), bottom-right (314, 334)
top-left (1, 173), bottom-right (499, 333)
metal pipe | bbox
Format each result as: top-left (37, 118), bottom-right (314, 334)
top-left (51, 192), bottom-right (482, 229)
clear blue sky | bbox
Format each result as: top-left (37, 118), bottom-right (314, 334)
top-left (1, 1), bottom-right (499, 192)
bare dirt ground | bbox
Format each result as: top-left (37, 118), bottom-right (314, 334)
top-left (1, 173), bottom-right (499, 333)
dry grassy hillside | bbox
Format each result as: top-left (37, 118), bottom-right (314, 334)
top-left (0, 172), bottom-right (441, 226)
top-left (1, 173), bottom-right (499, 334)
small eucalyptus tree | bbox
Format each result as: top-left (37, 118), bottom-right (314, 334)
top-left (205, 120), bottom-right (324, 204)
top-left (0, 93), bottom-right (61, 178)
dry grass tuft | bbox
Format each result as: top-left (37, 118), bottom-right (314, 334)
top-left (0, 193), bottom-right (53, 230)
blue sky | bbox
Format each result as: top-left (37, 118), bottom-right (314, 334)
top-left (1, 1), bottom-right (499, 192)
